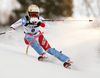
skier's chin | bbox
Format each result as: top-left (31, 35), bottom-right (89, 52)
top-left (30, 15), bottom-right (37, 18)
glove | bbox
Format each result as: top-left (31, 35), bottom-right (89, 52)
top-left (7, 27), bottom-right (16, 34)
top-left (30, 17), bottom-right (41, 25)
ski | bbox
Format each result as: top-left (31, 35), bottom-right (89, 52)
top-left (63, 60), bottom-right (73, 68)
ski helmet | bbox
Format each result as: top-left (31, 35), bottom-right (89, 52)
top-left (28, 4), bottom-right (39, 17)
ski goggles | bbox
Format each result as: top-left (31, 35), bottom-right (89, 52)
top-left (28, 12), bottom-right (38, 17)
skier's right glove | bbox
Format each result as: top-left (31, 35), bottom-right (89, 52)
top-left (7, 27), bottom-right (16, 34)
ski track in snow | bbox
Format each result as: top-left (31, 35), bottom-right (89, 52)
top-left (0, 17), bottom-right (100, 78)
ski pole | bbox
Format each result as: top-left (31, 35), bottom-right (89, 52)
top-left (26, 32), bottom-right (44, 54)
top-left (42, 19), bottom-right (64, 22)
top-left (0, 29), bottom-right (16, 35)
top-left (42, 19), bottom-right (93, 22)
top-left (0, 32), bottom-right (6, 35)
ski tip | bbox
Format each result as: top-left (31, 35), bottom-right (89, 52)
top-left (26, 51), bottom-right (28, 54)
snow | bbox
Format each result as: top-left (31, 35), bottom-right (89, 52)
top-left (0, 17), bottom-right (100, 78)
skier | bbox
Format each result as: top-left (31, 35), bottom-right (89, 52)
top-left (10, 4), bottom-right (72, 68)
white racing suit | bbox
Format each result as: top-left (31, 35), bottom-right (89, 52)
top-left (10, 15), bottom-right (70, 62)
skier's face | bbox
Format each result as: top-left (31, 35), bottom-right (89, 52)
top-left (28, 12), bottom-right (38, 17)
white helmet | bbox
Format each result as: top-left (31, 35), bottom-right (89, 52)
top-left (28, 4), bottom-right (39, 17)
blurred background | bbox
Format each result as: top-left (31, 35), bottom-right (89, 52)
top-left (0, 0), bottom-right (100, 26)
top-left (0, 0), bottom-right (100, 77)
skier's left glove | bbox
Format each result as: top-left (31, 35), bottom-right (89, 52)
top-left (37, 22), bottom-right (45, 27)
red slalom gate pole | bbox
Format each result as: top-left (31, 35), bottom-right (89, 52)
top-left (26, 32), bottom-right (44, 54)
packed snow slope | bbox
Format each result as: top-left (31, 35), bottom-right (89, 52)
top-left (0, 17), bottom-right (100, 78)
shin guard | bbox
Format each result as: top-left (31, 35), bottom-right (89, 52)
top-left (38, 34), bottom-right (51, 51)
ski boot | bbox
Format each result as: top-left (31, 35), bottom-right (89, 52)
top-left (63, 59), bottom-right (73, 68)
top-left (38, 52), bottom-right (48, 61)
